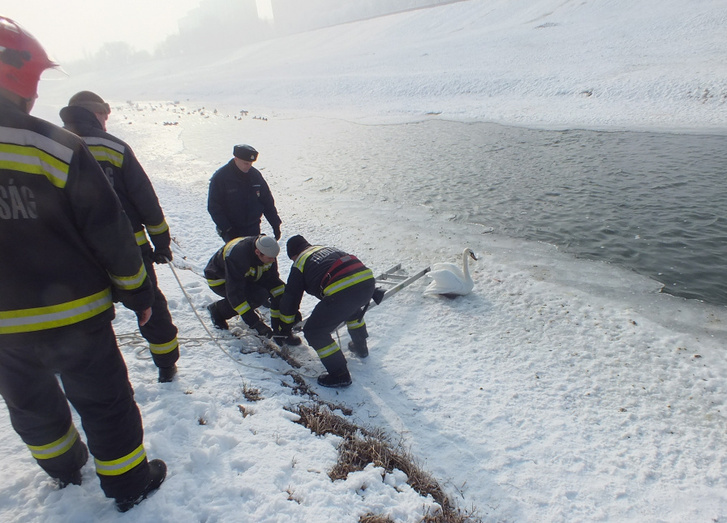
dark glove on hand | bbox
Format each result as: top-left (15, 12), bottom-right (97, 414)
top-left (273, 226), bottom-right (281, 241)
top-left (251, 320), bottom-right (273, 338)
top-left (276, 322), bottom-right (292, 337)
top-left (152, 248), bottom-right (172, 264)
top-left (217, 227), bottom-right (234, 242)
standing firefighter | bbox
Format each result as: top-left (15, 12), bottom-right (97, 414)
top-left (59, 91), bottom-right (180, 383)
top-left (205, 235), bottom-right (301, 346)
top-left (207, 144), bottom-right (283, 242)
top-left (0, 17), bottom-right (165, 511)
top-left (277, 235), bottom-right (375, 388)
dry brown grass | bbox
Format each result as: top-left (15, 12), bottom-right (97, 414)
top-left (241, 382), bottom-right (263, 402)
top-left (290, 404), bottom-right (480, 523)
top-left (282, 375), bottom-right (353, 415)
top-left (359, 515), bottom-right (395, 523)
top-left (282, 372), bottom-right (317, 397)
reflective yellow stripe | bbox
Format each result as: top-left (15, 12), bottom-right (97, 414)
top-left (234, 301), bottom-right (251, 316)
top-left (109, 262), bottom-right (147, 291)
top-left (146, 220), bottom-right (169, 235)
top-left (27, 425), bottom-right (79, 460)
top-left (222, 237), bottom-right (246, 258)
top-left (88, 145), bottom-right (123, 168)
top-left (270, 284), bottom-right (284, 297)
top-left (0, 288), bottom-right (113, 334)
top-left (207, 278), bottom-right (225, 288)
top-left (279, 313), bottom-right (296, 325)
top-left (347, 318), bottom-right (366, 330)
top-left (150, 337), bottom-right (178, 355)
top-left (293, 246), bottom-right (323, 272)
top-left (270, 309), bottom-right (280, 320)
top-left (245, 263), bottom-right (272, 281)
top-left (135, 230), bottom-right (149, 246)
top-left (84, 137), bottom-right (124, 168)
top-left (316, 341), bottom-right (340, 359)
top-left (323, 268), bottom-right (374, 296)
top-left (0, 127), bottom-right (73, 189)
top-left (95, 444), bottom-right (146, 477)
top-left (83, 136), bottom-right (124, 154)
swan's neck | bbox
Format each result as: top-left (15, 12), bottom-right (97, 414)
top-left (462, 251), bottom-right (472, 281)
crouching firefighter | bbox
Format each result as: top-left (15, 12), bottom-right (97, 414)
top-left (204, 235), bottom-right (301, 346)
top-left (276, 235), bottom-right (376, 388)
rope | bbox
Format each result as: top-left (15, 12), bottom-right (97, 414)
top-left (163, 258), bottom-right (318, 378)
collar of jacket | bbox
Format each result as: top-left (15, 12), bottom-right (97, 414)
top-left (59, 105), bottom-right (104, 130)
top-left (0, 93), bottom-right (24, 114)
top-left (230, 159), bottom-right (258, 176)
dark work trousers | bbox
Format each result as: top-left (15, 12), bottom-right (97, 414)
top-left (139, 252), bottom-right (179, 369)
top-left (0, 321), bottom-right (152, 500)
top-left (220, 225), bottom-right (261, 243)
top-left (303, 278), bottom-right (375, 375)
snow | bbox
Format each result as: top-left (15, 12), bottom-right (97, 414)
top-left (3, 0), bottom-right (727, 521)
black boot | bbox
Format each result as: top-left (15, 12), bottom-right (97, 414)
top-left (250, 319), bottom-right (273, 338)
top-left (158, 364), bottom-right (177, 383)
top-left (207, 303), bottom-right (229, 330)
top-left (56, 443), bottom-right (88, 488)
top-left (348, 340), bottom-right (368, 358)
top-left (57, 468), bottom-right (83, 488)
top-left (115, 459), bottom-right (167, 513)
top-left (317, 369), bottom-right (352, 388)
top-left (273, 334), bottom-right (303, 347)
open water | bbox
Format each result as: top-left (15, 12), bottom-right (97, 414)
top-left (305, 119), bottom-right (727, 307)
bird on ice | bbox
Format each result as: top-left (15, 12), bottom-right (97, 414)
top-left (423, 248), bottom-right (478, 298)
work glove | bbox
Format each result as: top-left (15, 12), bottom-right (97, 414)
top-left (152, 248), bottom-right (172, 264)
top-left (251, 320), bottom-right (273, 338)
top-left (270, 316), bottom-right (281, 333)
top-left (275, 309), bottom-right (302, 335)
top-left (273, 225), bottom-right (281, 241)
top-left (275, 322), bottom-right (292, 337)
top-left (217, 227), bottom-right (234, 242)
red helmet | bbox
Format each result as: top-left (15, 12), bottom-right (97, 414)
top-left (0, 16), bottom-right (57, 99)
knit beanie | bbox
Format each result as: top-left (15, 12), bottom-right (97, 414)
top-left (255, 235), bottom-right (280, 258)
top-left (286, 235), bottom-right (311, 260)
top-left (68, 90), bottom-right (110, 115)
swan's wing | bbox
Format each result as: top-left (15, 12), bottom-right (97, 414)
top-left (429, 263), bottom-right (465, 280)
top-left (423, 269), bottom-right (473, 296)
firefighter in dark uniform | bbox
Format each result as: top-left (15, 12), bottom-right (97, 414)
top-left (277, 235), bottom-right (376, 388)
top-left (59, 91), bottom-right (180, 383)
top-left (205, 235), bottom-right (301, 347)
top-left (207, 144), bottom-right (283, 243)
top-left (0, 17), bottom-right (165, 512)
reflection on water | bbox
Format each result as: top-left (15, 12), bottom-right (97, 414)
top-left (302, 120), bottom-right (727, 306)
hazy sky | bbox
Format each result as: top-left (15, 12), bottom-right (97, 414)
top-left (3, 1), bottom-right (204, 63)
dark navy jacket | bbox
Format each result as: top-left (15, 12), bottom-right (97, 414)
top-left (0, 95), bottom-right (152, 340)
top-left (279, 246), bottom-right (374, 328)
top-left (59, 106), bottom-right (171, 256)
top-left (207, 160), bottom-right (281, 242)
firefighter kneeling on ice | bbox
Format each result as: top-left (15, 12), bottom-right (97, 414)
top-left (204, 235), bottom-right (302, 346)
top-left (276, 235), bottom-right (375, 388)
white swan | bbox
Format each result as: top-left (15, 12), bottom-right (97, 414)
top-left (423, 248), bottom-right (478, 298)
